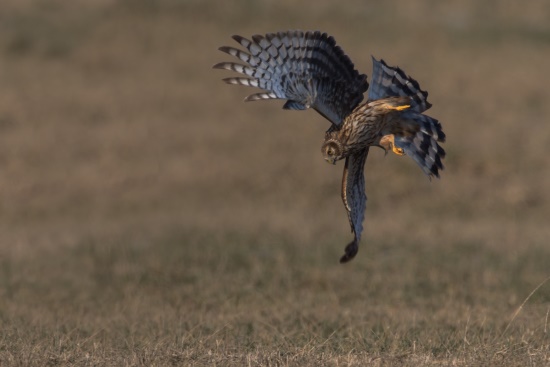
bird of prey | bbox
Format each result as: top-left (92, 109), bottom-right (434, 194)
top-left (213, 30), bottom-right (445, 263)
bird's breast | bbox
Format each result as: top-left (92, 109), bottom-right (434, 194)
top-left (339, 111), bottom-right (381, 149)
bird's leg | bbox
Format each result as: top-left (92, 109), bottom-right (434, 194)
top-left (388, 104), bottom-right (410, 111)
top-left (376, 96), bottom-right (411, 112)
top-left (379, 134), bottom-right (405, 156)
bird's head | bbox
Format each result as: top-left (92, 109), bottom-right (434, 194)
top-left (321, 139), bottom-right (344, 165)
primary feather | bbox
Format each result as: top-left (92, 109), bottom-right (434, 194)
top-left (215, 30), bottom-right (445, 263)
top-left (213, 30), bottom-right (368, 125)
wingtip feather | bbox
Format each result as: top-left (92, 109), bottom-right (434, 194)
top-left (212, 62), bottom-right (228, 70)
top-left (218, 46), bottom-right (232, 54)
top-left (339, 238), bottom-right (359, 263)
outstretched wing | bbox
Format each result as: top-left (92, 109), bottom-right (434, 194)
top-left (368, 57), bottom-right (431, 113)
top-left (339, 148), bottom-right (369, 263)
top-left (213, 30), bottom-right (369, 125)
top-left (370, 58), bottom-right (446, 178)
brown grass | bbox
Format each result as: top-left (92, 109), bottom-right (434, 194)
top-left (0, 0), bottom-right (549, 365)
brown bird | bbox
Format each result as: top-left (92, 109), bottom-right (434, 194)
top-left (214, 30), bottom-right (445, 263)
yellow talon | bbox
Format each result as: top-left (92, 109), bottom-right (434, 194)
top-left (392, 145), bottom-right (405, 156)
top-left (380, 134), bottom-right (405, 156)
top-left (380, 103), bottom-right (411, 111)
top-left (392, 104), bottom-right (410, 111)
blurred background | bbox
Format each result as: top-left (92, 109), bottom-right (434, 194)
top-left (0, 0), bottom-right (549, 364)
top-left (1, 0), bottom-right (548, 259)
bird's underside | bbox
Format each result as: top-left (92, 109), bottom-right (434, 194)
top-left (214, 30), bottom-right (446, 263)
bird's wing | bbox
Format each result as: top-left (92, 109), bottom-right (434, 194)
top-left (214, 30), bottom-right (369, 125)
top-left (339, 148), bottom-right (369, 263)
top-left (369, 58), bottom-right (446, 178)
top-left (368, 57), bottom-right (431, 113)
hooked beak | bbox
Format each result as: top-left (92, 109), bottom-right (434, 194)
top-left (324, 157), bottom-right (337, 165)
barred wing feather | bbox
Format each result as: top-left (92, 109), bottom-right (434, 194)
top-left (339, 149), bottom-right (369, 263)
top-left (214, 30), bottom-right (369, 125)
top-left (369, 57), bottom-right (431, 113)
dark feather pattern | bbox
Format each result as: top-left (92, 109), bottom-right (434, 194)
top-left (340, 149), bottom-right (369, 263)
top-left (214, 30), bottom-right (368, 125)
top-left (215, 30), bottom-right (445, 263)
top-left (369, 58), bottom-right (431, 113)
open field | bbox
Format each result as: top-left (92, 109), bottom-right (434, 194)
top-left (0, 0), bottom-right (549, 365)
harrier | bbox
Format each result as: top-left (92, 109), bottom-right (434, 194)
top-left (214, 30), bottom-right (445, 263)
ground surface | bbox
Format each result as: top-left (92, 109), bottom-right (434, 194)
top-left (0, 1), bottom-right (549, 365)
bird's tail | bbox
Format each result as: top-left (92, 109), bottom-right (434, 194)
top-left (394, 112), bottom-right (446, 178)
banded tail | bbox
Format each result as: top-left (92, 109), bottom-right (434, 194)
top-left (369, 58), bottom-right (445, 178)
top-left (395, 112), bottom-right (446, 178)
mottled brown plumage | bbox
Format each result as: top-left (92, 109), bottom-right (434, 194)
top-left (214, 30), bottom-right (445, 263)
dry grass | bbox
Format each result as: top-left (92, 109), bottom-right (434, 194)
top-left (0, 0), bottom-right (549, 365)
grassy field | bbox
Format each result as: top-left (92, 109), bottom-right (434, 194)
top-left (0, 0), bottom-right (549, 365)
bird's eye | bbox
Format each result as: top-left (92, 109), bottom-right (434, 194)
top-left (327, 148), bottom-right (334, 156)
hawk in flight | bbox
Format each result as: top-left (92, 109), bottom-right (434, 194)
top-left (214, 30), bottom-right (445, 263)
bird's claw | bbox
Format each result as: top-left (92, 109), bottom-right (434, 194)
top-left (392, 145), bottom-right (405, 156)
top-left (380, 134), bottom-right (405, 156)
